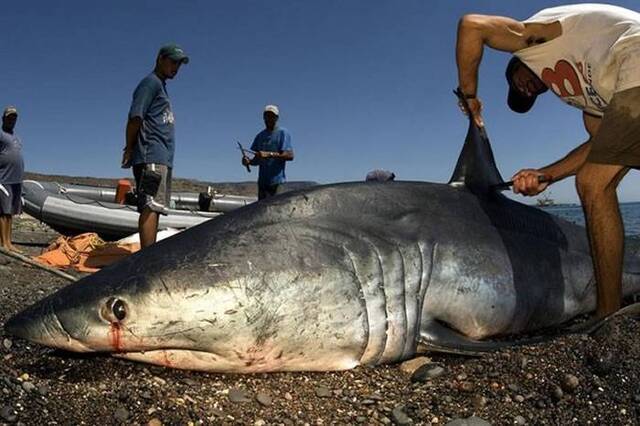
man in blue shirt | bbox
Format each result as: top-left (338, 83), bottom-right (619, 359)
top-left (242, 105), bottom-right (294, 200)
top-left (121, 44), bottom-right (189, 248)
top-left (0, 106), bottom-right (24, 252)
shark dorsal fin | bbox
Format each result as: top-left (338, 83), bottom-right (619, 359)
top-left (448, 90), bottom-right (507, 196)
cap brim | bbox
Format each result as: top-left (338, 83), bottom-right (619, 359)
top-left (167, 55), bottom-right (189, 64)
top-left (507, 88), bottom-right (536, 113)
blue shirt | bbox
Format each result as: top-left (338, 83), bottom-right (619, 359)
top-left (0, 130), bottom-right (23, 184)
top-left (129, 73), bottom-right (176, 167)
top-left (250, 127), bottom-right (293, 186)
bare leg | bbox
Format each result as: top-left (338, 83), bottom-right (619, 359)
top-left (0, 214), bottom-right (21, 252)
top-left (0, 214), bottom-right (10, 250)
top-left (576, 162), bottom-right (628, 318)
top-left (138, 209), bottom-right (159, 249)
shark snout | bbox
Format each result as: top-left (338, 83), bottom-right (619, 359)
top-left (4, 300), bottom-right (79, 351)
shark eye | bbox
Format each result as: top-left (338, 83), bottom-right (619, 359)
top-left (101, 298), bottom-right (128, 323)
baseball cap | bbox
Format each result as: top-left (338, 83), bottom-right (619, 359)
top-left (505, 57), bottom-right (547, 113)
top-left (3, 106), bottom-right (18, 117)
top-left (158, 44), bottom-right (189, 64)
top-left (264, 104), bottom-right (279, 116)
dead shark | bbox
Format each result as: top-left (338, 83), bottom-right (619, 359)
top-left (5, 115), bottom-right (640, 372)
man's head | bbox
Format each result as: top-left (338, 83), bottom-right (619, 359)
top-left (263, 104), bottom-right (279, 130)
top-left (2, 106), bottom-right (18, 132)
top-left (505, 57), bottom-right (548, 113)
top-left (155, 44), bottom-right (189, 80)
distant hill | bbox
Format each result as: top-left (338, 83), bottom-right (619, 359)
top-left (24, 172), bottom-right (317, 197)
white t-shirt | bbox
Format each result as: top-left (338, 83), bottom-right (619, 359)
top-left (514, 4), bottom-right (640, 116)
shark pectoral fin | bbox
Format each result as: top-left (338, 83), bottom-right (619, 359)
top-left (563, 302), bottom-right (640, 336)
top-left (417, 320), bottom-right (509, 356)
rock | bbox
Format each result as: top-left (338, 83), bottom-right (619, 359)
top-left (391, 405), bottom-right (412, 425)
top-left (1, 406), bottom-right (16, 423)
top-left (182, 378), bottom-right (198, 387)
top-left (551, 385), bottom-right (564, 401)
top-left (254, 420), bottom-right (266, 426)
top-left (37, 384), bottom-right (49, 396)
top-left (411, 364), bottom-right (445, 382)
top-left (515, 395), bottom-right (525, 403)
top-left (514, 415), bottom-right (526, 425)
top-left (284, 392), bottom-right (293, 401)
top-left (562, 374), bottom-right (580, 392)
top-left (228, 388), bottom-right (252, 403)
top-left (114, 407), bottom-right (130, 422)
top-left (148, 419), bottom-right (163, 426)
top-left (458, 382), bottom-right (474, 392)
top-left (315, 386), bottom-right (332, 398)
top-left (399, 356), bottom-right (431, 374)
top-left (472, 395), bottom-right (487, 410)
top-left (21, 381), bottom-right (36, 393)
top-left (256, 392), bottom-right (272, 406)
top-left (445, 416), bottom-right (491, 426)
top-left (2, 339), bottom-right (12, 350)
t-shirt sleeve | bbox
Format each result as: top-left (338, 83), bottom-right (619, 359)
top-left (129, 79), bottom-right (157, 119)
top-left (280, 130), bottom-right (292, 151)
top-left (615, 47), bottom-right (640, 93)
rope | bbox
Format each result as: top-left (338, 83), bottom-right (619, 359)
top-left (0, 247), bottom-right (78, 282)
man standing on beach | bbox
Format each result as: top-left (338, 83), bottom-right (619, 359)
top-left (455, 4), bottom-right (640, 321)
top-left (121, 44), bottom-right (189, 248)
top-left (0, 106), bottom-right (24, 252)
top-left (242, 105), bottom-right (294, 200)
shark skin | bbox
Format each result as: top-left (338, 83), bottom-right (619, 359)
top-left (5, 117), bottom-right (640, 372)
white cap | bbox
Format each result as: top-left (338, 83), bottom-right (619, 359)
top-left (264, 104), bottom-right (279, 116)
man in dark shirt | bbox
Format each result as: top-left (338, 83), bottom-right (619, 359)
top-left (121, 44), bottom-right (189, 248)
top-left (0, 106), bottom-right (24, 252)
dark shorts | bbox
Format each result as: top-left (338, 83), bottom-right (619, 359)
top-left (588, 135), bottom-right (640, 167)
top-left (133, 163), bottom-right (172, 214)
top-left (0, 183), bottom-right (22, 215)
top-left (258, 184), bottom-right (280, 200)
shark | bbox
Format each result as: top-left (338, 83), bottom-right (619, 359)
top-left (5, 110), bottom-right (640, 372)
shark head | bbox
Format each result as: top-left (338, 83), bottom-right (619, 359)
top-left (4, 207), bottom-right (373, 372)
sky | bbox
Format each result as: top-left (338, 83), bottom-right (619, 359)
top-left (1, 0), bottom-right (639, 204)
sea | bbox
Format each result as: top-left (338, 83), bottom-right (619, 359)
top-left (542, 202), bottom-right (640, 237)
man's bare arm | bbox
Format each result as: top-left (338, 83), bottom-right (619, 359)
top-left (122, 116), bottom-right (142, 168)
top-left (456, 14), bottom-right (529, 97)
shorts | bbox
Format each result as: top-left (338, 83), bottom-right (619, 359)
top-left (133, 163), bottom-right (172, 214)
top-left (0, 183), bottom-right (22, 215)
top-left (258, 184), bottom-right (280, 200)
top-left (587, 86), bottom-right (640, 166)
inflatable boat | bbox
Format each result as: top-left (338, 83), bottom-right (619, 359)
top-left (22, 180), bottom-right (224, 240)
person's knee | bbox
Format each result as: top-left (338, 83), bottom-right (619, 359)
top-left (575, 167), bottom-right (613, 202)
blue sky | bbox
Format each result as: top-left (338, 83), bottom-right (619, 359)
top-left (1, 0), bottom-right (638, 203)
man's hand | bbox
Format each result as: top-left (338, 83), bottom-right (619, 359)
top-left (255, 151), bottom-right (274, 160)
top-left (458, 97), bottom-right (484, 127)
top-left (121, 148), bottom-right (133, 169)
top-left (511, 169), bottom-right (551, 196)
top-left (241, 156), bottom-right (251, 166)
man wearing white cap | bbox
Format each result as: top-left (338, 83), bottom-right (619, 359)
top-left (0, 106), bottom-right (24, 252)
top-left (242, 105), bottom-right (294, 200)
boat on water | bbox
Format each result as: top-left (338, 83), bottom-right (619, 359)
top-left (536, 193), bottom-right (555, 207)
top-left (21, 180), bottom-right (255, 240)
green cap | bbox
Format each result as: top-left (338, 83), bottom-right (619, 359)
top-left (158, 44), bottom-right (189, 64)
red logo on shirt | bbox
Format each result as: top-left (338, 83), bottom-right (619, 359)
top-left (540, 59), bottom-right (584, 98)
